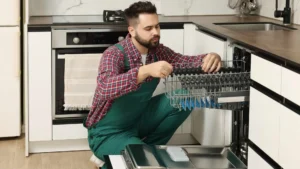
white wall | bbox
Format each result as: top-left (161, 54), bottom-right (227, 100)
top-left (29, 0), bottom-right (236, 16)
top-left (258, 0), bottom-right (300, 24)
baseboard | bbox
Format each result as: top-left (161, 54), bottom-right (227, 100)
top-left (29, 139), bottom-right (90, 154)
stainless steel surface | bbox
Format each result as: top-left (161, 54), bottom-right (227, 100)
top-left (123, 144), bottom-right (165, 169)
top-left (215, 22), bottom-right (296, 31)
top-left (122, 144), bottom-right (247, 169)
top-left (191, 109), bottom-right (233, 146)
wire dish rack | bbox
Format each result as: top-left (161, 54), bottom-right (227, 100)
top-left (164, 60), bottom-right (251, 111)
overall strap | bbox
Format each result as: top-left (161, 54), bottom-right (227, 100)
top-left (114, 44), bottom-right (130, 69)
top-left (153, 54), bottom-right (158, 62)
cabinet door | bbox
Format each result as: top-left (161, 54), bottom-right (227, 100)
top-left (250, 54), bottom-right (282, 94)
top-left (190, 27), bottom-right (230, 146)
top-left (28, 31), bottom-right (52, 141)
top-left (155, 29), bottom-right (184, 134)
top-left (248, 147), bottom-right (274, 169)
top-left (249, 87), bottom-right (280, 163)
top-left (279, 106), bottom-right (300, 169)
top-left (0, 0), bottom-right (20, 25)
top-left (281, 67), bottom-right (300, 106)
top-left (0, 27), bottom-right (21, 137)
top-left (160, 29), bottom-right (184, 53)
top-left (152, 29), bottom-right (184, 98)
top-left (195, 29), bottom-right (227, 60)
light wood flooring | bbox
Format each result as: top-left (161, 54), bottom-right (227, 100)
top-left (0, 135), bottom-right (97, 169)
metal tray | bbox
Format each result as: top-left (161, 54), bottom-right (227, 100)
top-left (157, 145), bottom-right (247, 169)
top-left (123, 144), bottom-right (247, 169)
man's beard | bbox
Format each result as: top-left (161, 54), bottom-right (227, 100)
top-left (134, 33), bottom-right (160, 49)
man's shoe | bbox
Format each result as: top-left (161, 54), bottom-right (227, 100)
top-left (90, 154), bottom-right (105, 168)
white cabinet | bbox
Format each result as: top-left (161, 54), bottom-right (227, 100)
top-left (0, 27), bottom-right (21, 137)
top-left (183, 24), bottom-right (227, 59)
top-left (248, 147), bottom-right (274, 169)
top-left (281, 67), bottom-right (300, 106)
top-left (160, 29), bottom-right (184, 54)
top-left (249, 87), bottom-right (280, 163)
top-left (53, 124), bottom-right (88, 140)
top-left (279, 105), bottom-right (300, 169)
top-left (194, 29), bottom-right (227, 60)
top-left (0, 0), bottom-right (20, 25)
top-left (185, 25), bottom-right (230, 146)
top-left (155, 28), bottom-right (184, 134)
top-left (153, 29), bottom-right (184, 98)
top-left (28, 31), bottom-right (52, 141)
top-left (250, 54), bottom-right (282, 94)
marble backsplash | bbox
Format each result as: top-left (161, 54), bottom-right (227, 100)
top-left (29, 0), bottom-right (236, 16)
top-left (28, 0), bottom-right (300, 25)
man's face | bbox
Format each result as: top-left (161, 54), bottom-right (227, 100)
top-left (131, 14), bottom-right (160, 49)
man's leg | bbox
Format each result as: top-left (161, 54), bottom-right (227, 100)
top-left (88, 130), bottom-right (144, 169)
top-left (138, 93), bottom-right (193, 145)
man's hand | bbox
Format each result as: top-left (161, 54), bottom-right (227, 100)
top-left (146, 61), bottom-right (173, 78)
top-left (201, 52), bottom-right (222, 73)
top-left (137, 61), bottom-right (173, 84)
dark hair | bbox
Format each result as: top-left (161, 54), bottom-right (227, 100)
top-left (124, 1), bottom-right (157, 25)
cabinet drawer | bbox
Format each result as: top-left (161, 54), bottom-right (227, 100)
top-left (279, 106), bottom-right (300, 169)
top-left (250, 54), bottom-right (282, 94)
top-left (248, 147), bottom-right (274, 169)
top-left (281, 67), bottom-right (300, 106)
top-left (53, 124), bottom-right (87, 140)
top-left (249, 87), bottom-right (280, 163)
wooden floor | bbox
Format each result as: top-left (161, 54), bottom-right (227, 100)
top-left (0, 135), bottom-right (97, 169)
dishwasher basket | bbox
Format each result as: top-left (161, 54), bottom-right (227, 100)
top-left (164, 60), bottom-right (251, 111)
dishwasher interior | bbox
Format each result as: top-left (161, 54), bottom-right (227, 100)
top-left (164, 46), bottom-right (251, 165)
top-left (116, 46), bottom-right (252, 169)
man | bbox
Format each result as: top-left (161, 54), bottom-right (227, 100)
top-left (84, 1), bottom-right (221, 168)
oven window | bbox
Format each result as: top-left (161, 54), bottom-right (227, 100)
top-left (54, 48), bottom-right (105, 118)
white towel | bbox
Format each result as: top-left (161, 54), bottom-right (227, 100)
top-left (59, 53), bottom-right (102, 111)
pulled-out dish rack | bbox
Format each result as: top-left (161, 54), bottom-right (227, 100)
top-left (164, 60), bottom-right (251, 111)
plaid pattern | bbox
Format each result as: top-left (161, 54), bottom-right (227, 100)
top-left (85, 34), bottom-right (206, 127)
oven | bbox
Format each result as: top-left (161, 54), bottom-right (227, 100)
top-left (51, 25), bottom-right (128, 120)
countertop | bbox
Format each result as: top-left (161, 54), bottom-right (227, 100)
top-left (28, 15), bottom-right (300, 70)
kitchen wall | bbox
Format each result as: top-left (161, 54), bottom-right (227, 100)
top-left (258, 0), bottom-right (300, 24)
top-left (29, 0), bottom-right (236, 16)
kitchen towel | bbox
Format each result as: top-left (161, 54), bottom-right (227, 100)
top-left (59, 53), bottom-right (102, 111)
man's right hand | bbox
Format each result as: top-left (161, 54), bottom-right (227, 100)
top-left (137, 61), bottom-right (173, 84)
top-left (146, 61), bottom-right (173, 78)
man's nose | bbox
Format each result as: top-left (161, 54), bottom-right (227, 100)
top-left (152, 28), bottom-right (159, 35)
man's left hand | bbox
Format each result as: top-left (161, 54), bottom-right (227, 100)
top-left (201, 52), bottom-right (222, 73)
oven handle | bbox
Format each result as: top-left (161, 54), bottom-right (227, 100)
top-left (55, 48), bottom-right (107, 55)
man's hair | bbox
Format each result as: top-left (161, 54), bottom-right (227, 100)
top-left (124, 1), bottom-right (157, 26)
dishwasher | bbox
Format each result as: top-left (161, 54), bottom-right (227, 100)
top-left (111, 46), bottom-right (252, 169)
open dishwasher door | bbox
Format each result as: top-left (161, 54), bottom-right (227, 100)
top-left (105, 144), bottom-right (247, 169)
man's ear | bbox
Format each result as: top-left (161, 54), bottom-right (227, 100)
top-left (128, 26), bottom-right (136, 37)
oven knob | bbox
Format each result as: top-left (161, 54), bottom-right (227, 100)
top-left (73, 37), bottom-right (80, 44)
top-left (118, 36), bottom-right (124, 42)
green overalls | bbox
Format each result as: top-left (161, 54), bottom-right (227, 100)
top-left (85, 44), bottom-right (192, 169)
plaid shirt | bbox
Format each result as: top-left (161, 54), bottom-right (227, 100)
top-left (85, 34), bottom-right (206, 128)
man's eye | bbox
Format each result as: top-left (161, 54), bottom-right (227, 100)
top-left (145, 28), bottom-right (151, 31)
